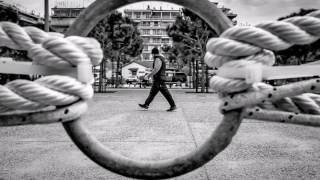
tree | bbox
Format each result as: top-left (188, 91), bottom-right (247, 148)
top-left (276, 8), bottom-right (320, 65)
top-left (0, 6), bottom-right (19, 22)
top-left (88, 11), bottom-right (143, 89)
top-left (167, 8), bottom-right (237, 92)
top-left (0, 6), bottom-right (30, 84)
top-left (0, 6), bottom-right (27, 61)
top-left (167, 9), bottom-right (218, 92)
top-left (161, 44), bottom-right (180, 69)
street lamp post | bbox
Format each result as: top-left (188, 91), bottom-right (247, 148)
top-left (44, 0), bottom-right (50, 32)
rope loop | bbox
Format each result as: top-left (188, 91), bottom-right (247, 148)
top-left (0, 22), bottom-right (103, 113)
top-left (205, 10), bottom-right (320, 115)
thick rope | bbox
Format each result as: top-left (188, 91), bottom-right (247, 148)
top-left (205, 10), bottom-right (320, 115)
top-left (0, 22), bottom-right (103, 113)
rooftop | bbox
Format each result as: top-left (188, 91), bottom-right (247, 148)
top-left (123, 60), bottom-right (154, 69)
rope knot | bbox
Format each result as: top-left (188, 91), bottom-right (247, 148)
top-left (0, 22), bottom-right (103, 113)
top-left (205, 10), bottom-right (320, 114)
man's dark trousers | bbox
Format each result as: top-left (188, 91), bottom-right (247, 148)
top-left (144, 79), bottom-right (175, 107)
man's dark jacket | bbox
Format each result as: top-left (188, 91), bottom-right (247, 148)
top-left (153, 55), bottom-right (167, 81)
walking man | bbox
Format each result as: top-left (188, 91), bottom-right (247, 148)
top-left (139, 48), bottom-right (177, 111)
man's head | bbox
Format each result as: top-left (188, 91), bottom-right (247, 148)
top-left (151, 47), bottom-right (159, 56)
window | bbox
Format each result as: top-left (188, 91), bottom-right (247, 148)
top-left (162, 12), bottom-right (170, 19)
top-left (154, 21), bottom-right (159, 27)
top-left (71, 10), bottom-right (81, 17)
top-left (126, 12), bottom-right (133, 18)
top-left (143, 12), bottom-right (151, 19)
top-left (153, 38), bottom-right (161, 43)
top-left (162, 38), bottom-right (169, 43)
top-left (132, 70), bottom-right (137, 76)
top-left (171, 12), bottom-right (180, 19)
top-left (161, 22), bottom-right (169, 27)
top-left (142, 22), bottom-right (150, 26)
top-left (143, 38), bottom-right (150, 43)
top-left (152, 12), bottom-right (161, 18)
top-left (153, 29), bottom-right (161, 35)
top-left (142, 30), bottom-right (150, 35)
top-left (134, 12), bottom-right (141, 18)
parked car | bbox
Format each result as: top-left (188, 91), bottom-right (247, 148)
top-left (164, 71), bottom-right (187, 88)
top-left (126, 76), bottom-right (139, 84)
top-left (172, 72), bottom-right (187, 83)
top-left (166, 71), bottom-right (187, 82)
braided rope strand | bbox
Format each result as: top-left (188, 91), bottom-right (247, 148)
top-left (6, 80), bottom-right (79, 106)
top-left (205, 10), bottom-right (320, 118)
top-left (0, 22), bottom-right (103, 67)
top-left (35, 76), bottom-right (94, 100)
top-left (0, 22), bottom-right (103, 113)
top-left (0, 85), bottom-right (46, 111)
top-left (206, 10), bottom-right (320, 69)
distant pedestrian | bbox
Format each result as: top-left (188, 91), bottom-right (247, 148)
top-left (139, 48), bottom-right (177, 111)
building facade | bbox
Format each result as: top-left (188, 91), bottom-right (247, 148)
top-left (0, 1), bottom-right (44, 27)
top-left (122, 61), bottom-right (153, 80)
top-left (51, 3), bottom-right (237, 56)
top-left (50, 7), bottom-right (84, 33)
top-left (123, 6), bottom-right (180, 61)
top-left (123, 3), bottom-right (237, 62)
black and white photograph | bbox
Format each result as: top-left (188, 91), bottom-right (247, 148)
top-left (0, 0), bottom-right (319, 179)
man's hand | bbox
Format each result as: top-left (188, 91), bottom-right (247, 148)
top-left (144, 74), bottom-right (151, 80)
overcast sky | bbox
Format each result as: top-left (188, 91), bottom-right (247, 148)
top-left (4, 0), bottom-right (320, 25)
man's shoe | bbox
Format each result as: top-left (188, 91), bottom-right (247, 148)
top-left (166, 106), bottom-right (177, 112)
top-left (139, 104), bottom-right (149, 109)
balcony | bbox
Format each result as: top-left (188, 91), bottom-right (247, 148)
top-left (139, 26), bottom-right (167, 29)
top-left (150, 16), bottom-right (161, 19)
top-left (162, 16), bottom-right (172, 19)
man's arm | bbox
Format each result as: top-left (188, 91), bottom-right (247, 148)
top-left (146, 58), bottom-right (162, 79)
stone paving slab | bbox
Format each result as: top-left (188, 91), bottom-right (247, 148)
top-left (0, 124), bottom-right (69, 142)
top-left (0, 141), bottom-right (199, 180)
top-left (1, 89), bottom-right (320, 179)
top-left (190, 121), bottom-right (320, 180)
top-left (82, 102), bottom-right (193, 143)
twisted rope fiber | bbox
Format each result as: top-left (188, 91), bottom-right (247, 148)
top-left (0, 22), bottom-right (103, 113)
top-left (205, 10), bottom-right (320, 115)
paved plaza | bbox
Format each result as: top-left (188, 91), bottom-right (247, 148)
top-left (1, 89), bottom-right (320, 180)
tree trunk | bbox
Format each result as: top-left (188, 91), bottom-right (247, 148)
top-left (115, 55), bottom-right (120, 88)
top-left (111, 58), bottom-right (115, 87)
top-left (205, 65), bottom-right (209, 93)
top-left (200, 57), bottom-right (206, 93)
top-left (195, 59), bottom-right (199, 93)
top-left (192, 59), bottom-right (196, 89)
top-left (99, 60), bottom-right (104, 92)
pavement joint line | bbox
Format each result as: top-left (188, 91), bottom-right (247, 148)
top-left (195, 120), bottom-right (276, 124)
top-left (180, 107), bottom-right (211, 180)
top-left (194, 120), bottom-right (268, 124)
top-left (0, 140), bottom-right (195, 143)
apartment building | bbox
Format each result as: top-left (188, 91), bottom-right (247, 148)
top-left (124, 3), bottom-right (237, 61)
top-left (123, 6), bottom-right (180, 61)
top-left (50, 7), bottom-right (84, 33)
